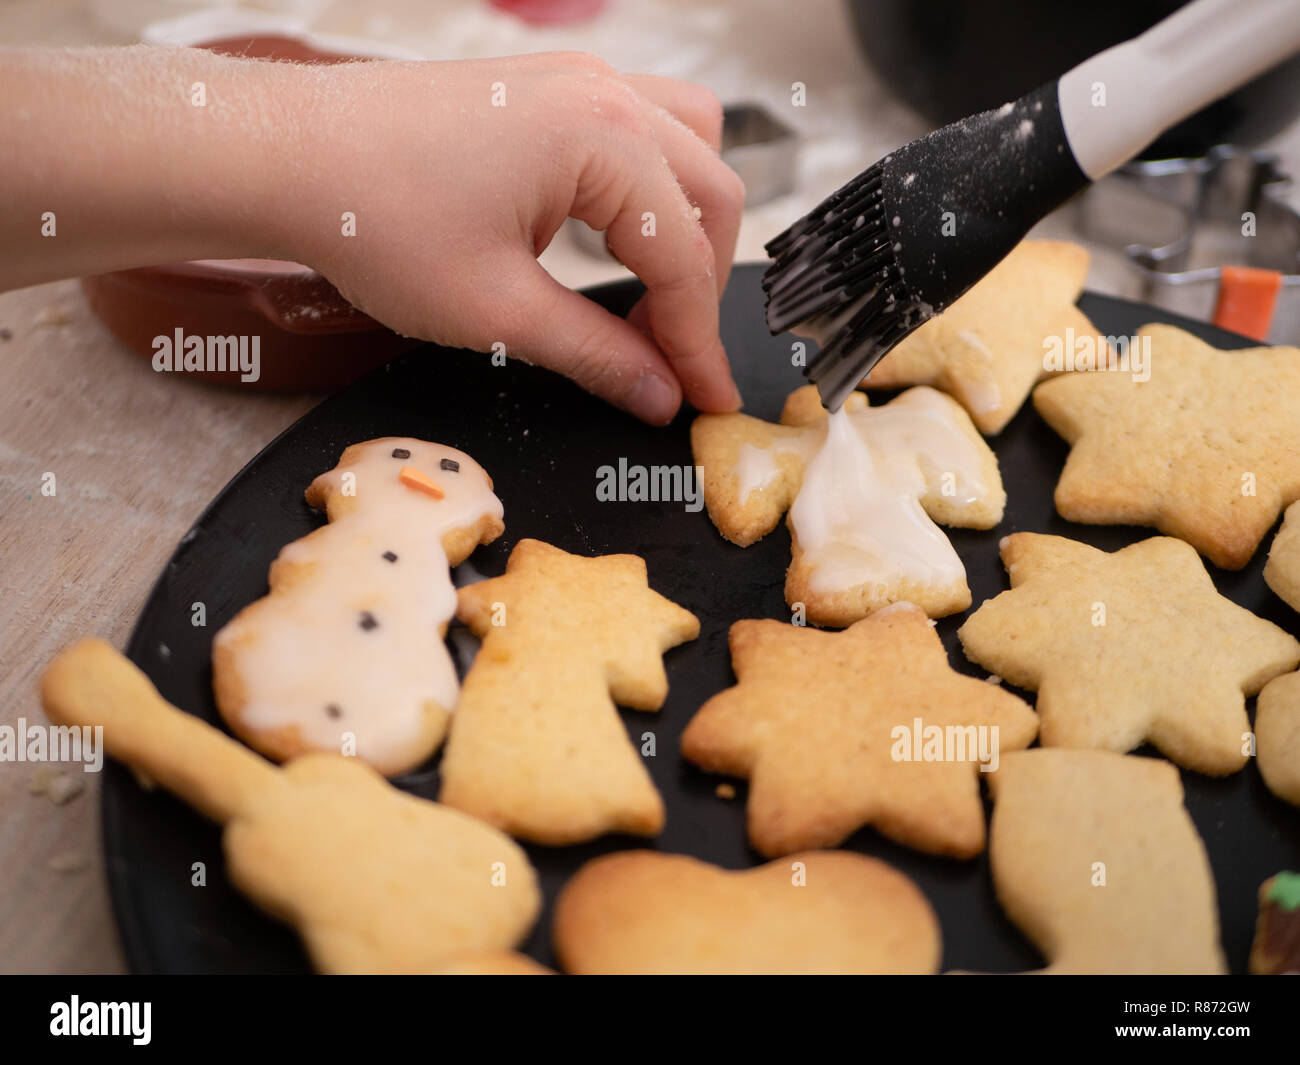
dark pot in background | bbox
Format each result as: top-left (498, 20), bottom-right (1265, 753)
top-left (846, 0), bottom-right (1300, 157)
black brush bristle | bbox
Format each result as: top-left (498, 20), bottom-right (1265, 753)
top-left (762, 80), bottom-right (1090, 411)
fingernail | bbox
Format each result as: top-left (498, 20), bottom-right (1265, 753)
top-left (630, 373), bottom-right (680, 425)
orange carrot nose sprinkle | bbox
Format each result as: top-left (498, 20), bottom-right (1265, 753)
top-left (398, 466), bottom-right (445, 500)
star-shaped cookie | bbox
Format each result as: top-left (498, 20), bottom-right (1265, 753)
top-left (438, 539), bottom-right (699, 845)
top-left (680, 604), bottom-right (1038, 858)
top-left (1265, 501), bottom-right (1300, 611)
top-left (1033, 323), bottom-right (1300, 570)
top-left (692, 384), bottom-right (1004, 625)
top-left (958, 533), bottom-right (1300, 774)
top-left (859, 240), bottom-right (1099, 434)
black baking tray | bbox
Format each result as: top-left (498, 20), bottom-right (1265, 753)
top-left (106, 263), bottom-right (1300, 973)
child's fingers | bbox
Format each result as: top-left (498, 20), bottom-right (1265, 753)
top-left (491, 257), bottom-right (684, 425)
top-left (635, 99), bottom-right (745, 297)
top-left (569, 98), bottom-right (741, 414)
top-left (621, 74), bottom-right (725, 151)
top-left (619, 74), bottom-right (743, 295)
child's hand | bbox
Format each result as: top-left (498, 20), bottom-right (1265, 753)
top-left (0, 48), bottom-right (744, 423)
top-left (279, 53), bottom-right (746, 423)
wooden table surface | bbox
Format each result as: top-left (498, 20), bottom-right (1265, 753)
top-left (0, 279), bottom-right (317, 972)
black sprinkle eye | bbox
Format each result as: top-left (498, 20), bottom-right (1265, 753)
top-left (391, 447), bottom-right (411, 459)
top-left (359, 611), bottom-right (378, 631)
top-left (382, 551), bottom-right (398, 563)
top-left (325, 704), bottom-right (342, 719)
top-left (440, 458), bottom-right (460, 473)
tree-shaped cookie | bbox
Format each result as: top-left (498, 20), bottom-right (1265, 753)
top-left (1034, 323), bottom-right (1300, 569)
top-left (553, 850), bottom-right (940, 974)
top-left (692, 384), bottom-right (1004, 625)
top-left (681, 604), bottom-right (1038, 858)
top-left (987, 749), bottom-right (1226, 974)
top-left (858, 240), bottom-right (1099, 434)
top-left (959, 533), bottom-right (1300, 774)
top-left (213, 437), bottom-right (504, 776)
top-left (438, 539), bottom-right (699, 845)
top-left (42, 639), bottom-right (540, 974)
top-left (1257, 671), bottom-right (1300, 806)
top-left (1265, 501), bottom-right (1300, 611)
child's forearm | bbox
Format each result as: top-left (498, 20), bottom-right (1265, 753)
top-left (0, 45), bottom-right (305, 289)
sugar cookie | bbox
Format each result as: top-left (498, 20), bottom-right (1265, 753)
top-left (681, 604), bottom-right (1037, 858)
top-left (433, 952), bottom-right (553, 975)
top-left (959, 533), bottom-right (1300, 774)
top-left (1256, 670), bottom-right (1300, 805)
top-left (692, 384), bottom-right (1003, 625)
top-left (438, 539), bottom-right (699, 845)
top-left (1033, 324), bottom-right (1300, 570)
top-left (987, 749), bottom-right (1226, 974)
top-left (1265, 501), bottom-right (1300, 611)
top-left (859, 240), bottom-right (1099, 434)
top-left (213, 438), bottom-right (504, 777)
top-left (41, 639), bottom-right (540, 974)
top-left (552, 850), bottom-right (940, 974)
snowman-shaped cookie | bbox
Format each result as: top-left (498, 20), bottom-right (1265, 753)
top-left (213, 438), bottom-right (504, 776)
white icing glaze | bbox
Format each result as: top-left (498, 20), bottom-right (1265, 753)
top-left (214, 439), bottom-right (502, 770)
top-left (778, 390), bottom-right (992, 598)
top-left (953, 329), bottom-right (1003, 414)
top-left (734, 438), bottom-right (813, 505)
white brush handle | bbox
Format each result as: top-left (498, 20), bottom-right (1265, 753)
top-left (1059, 0), bottom-right (1300, 180)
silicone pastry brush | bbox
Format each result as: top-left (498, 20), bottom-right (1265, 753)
top-left (763, 0), bottom-right (1300, 411)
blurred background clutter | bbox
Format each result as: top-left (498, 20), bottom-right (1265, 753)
top-left (4, 0), bottom-right (1296, 341)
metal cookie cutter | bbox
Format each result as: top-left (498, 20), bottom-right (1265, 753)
top-left (1076, 146), bottom-right (1300, 343)
top-left (717, 102), bottom-right (799, 206)
top-left (569, 102), bottom-right (798, 258)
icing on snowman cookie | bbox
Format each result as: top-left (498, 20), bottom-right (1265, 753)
top-left (212, 438), bottom-right (504, 776)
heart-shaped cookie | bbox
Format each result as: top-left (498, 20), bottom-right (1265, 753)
top-left (552, 849), bottom-right (940, 974)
